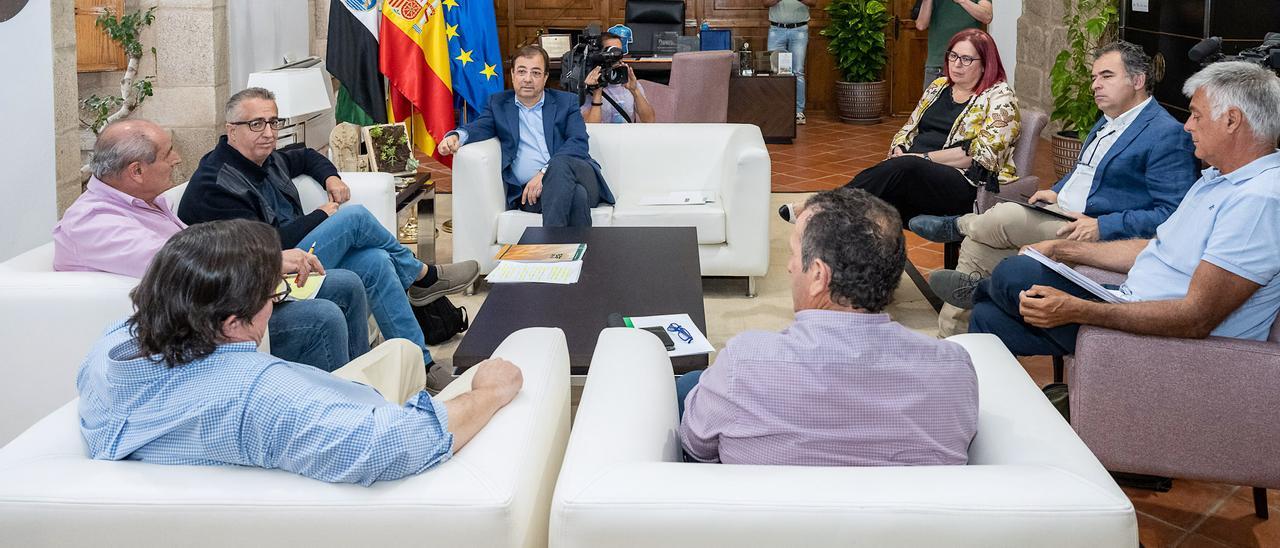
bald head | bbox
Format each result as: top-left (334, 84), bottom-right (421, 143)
top-left (91, 120), bottom-right (166, 181)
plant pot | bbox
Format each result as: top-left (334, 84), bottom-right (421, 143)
top-left (1051, 131), bottom-right (1083, 179)
top-left (834, 80), bottom-right (887, 125)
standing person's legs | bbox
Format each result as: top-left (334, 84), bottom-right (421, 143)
top-left (968, 255), bottom-right (1098, 356)
top-left (313, 268), bottom-right (371, 361)
top-left (268, 300), bottom-right (351, 372)
top-left (791, 26), bottom-right (808, 115)
top-left (334, 246), bottom-right (431, 362)
top-left (844, 156), bottom-right (976, 222)
top-left (923, 65), bottom-right (942, 90)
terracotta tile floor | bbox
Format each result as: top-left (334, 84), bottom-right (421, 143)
top-left (423, 112), bottom-right (1274, 547)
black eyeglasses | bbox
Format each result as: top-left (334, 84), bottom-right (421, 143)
top-left (946, 51), bottom-right (981, 67)
top-left (229, 117), bottom-right (287, 132)
top-left (267, 280), bottom-right (292, 304)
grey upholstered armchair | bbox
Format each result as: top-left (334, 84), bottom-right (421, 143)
top-left (637, 51), bottom-right (733, 123)
top-left (1067, 265), bottom-right (1280, 519)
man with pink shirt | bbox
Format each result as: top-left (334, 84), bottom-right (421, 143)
top-left (678, 188), bottom-right (978, 466)
top-left (54, 119), bottom-right (369, 372)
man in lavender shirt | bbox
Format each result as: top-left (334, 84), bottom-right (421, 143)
top-left (53, 119), bottom-right (370, 372)
top-left (678, 187), bottom-right (979, 466)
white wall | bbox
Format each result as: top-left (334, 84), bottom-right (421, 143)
top-left (0, 1), bottom-right (57, 261)
top-left (228, 0), bottom-right (311, 92)
top-left (990, 0), bottom-right (1022, 87)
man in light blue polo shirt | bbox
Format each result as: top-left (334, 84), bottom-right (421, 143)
top-left (969, 61), bottom-right (1280, 356)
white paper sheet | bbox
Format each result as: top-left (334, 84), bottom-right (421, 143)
top-left (1021, 248), bottom-right (1132, 303)
top-left (485, 260), bottom-right (582, 284)
top-left (637, 191), bottom-right (718, 206)
top-left (625, 313), bottom-right (715, 357)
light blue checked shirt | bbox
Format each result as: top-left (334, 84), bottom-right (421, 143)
top-left (76, 320), bottom-right (454, 485)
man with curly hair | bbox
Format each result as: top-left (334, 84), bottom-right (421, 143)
top-left (677, 187), bottom-right (978, 466)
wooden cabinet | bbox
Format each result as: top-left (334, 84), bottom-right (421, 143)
top-left (76, 0), bottom-right (127, 73)
top-left (727, 74), bottom-right (797, 143)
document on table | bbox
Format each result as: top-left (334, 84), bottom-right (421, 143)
top-left (638, 191), bottom-right (718, 206)
top-left (624, 313), bottom-right (715, 357)
top-left (1020, 248), bottom-right (1133, 304)
top-left (485, 260), bottom-right (582, 284)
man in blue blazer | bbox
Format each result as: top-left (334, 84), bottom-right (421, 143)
top-left (911, 42), bottom-right (1198, 332)
top-left (437, 45), bottom-right (613, 227)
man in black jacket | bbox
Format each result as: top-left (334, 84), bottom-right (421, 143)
top-left (179, 87), bottom-right (478, 370)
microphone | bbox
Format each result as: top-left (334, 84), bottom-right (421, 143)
top-left (1189, 36), bottom-right (1222, 63)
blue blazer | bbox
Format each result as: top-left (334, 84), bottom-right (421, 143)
top-left (455, 89), bottom-right (613, 209)
top-left (1052, 100), bottom-right (1198, 240)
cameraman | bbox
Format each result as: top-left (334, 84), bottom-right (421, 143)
top-left (580, 33), bottom-right (656, 123)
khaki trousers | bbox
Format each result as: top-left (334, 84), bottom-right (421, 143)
top-left (936, 202), bottom-right (1070, 337)
top-left (332, 338), bottom-right (429, 404)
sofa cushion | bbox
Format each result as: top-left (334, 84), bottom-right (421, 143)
top-left (610, 201), bottom-right (726, 245)
top-left (495, 207), bottom-right (614, 245)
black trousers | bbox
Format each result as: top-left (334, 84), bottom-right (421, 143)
top-left (842, 155), bottom-right (977, 222)
top-left (518, 155), bottom-right (606, 227)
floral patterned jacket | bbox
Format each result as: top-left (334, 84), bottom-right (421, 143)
top-left (890, 77), bottom-right (1021, 187)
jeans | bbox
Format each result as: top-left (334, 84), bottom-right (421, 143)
top-left (767, 25), bottom-right (808, 113)
top-left (300, 204), bottom-right (431, 361)
top-left (969, 255), bottom-right (1101, 357)
top-left (518, 155), bottom-right (607, 227)
top-left (924, 65), bottom-right (943, 90)
top-left (269, 268), bottom-right (370, 372)
top-left (676, 370), bottom-right (703, 419)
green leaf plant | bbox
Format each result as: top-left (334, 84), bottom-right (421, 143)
top-left (821, 0), bottom-right (889, 83)
top-left (78, 7), bottom-right (158, 134)
top-left (1049, 0), bottom-right (1117, 140)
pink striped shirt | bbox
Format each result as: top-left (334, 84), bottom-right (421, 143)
top-left (680, 310), bottom-right (978, 466)
top-left (53, 177), bottom-right (186, 278)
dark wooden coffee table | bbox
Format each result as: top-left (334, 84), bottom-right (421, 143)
top-left (452, 226), bottom-right (709, 376)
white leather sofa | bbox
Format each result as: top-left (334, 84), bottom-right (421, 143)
top-left (0, 173), bottom-right (395, 446)
top-left (452, 123), bottom-right (771, 295)
top-left (0, 327), bottom-right (571, 548)
top-left (550, 329), bottom-right (1138, 547)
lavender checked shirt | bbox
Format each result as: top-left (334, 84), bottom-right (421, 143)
top-left (53, 177), bottom-right (186, 278)
top-left (679, 310), bottom-right (978, 466)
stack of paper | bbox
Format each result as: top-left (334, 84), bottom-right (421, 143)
top-left (485, 261), bottom-right (582, 284)
top-left (638, 191), bottom-right (718, 206)
top-left (1021, 248), bottom-right (1132, 303)
top-left (278, 273), bottom-right (326, 301)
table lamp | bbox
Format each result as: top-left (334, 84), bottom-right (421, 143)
top-left (246, 64), bottom-right (334, 147)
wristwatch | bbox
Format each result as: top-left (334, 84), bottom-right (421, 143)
top-left (923, 152), bottom-right (932, 162)
top-left (591, 102), bottom-right (603, 106)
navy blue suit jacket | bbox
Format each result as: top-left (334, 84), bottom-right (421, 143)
top-left (453, 89), bottom-right (613, 209)
top-left (1051, 100), bottom-right (1198, 240)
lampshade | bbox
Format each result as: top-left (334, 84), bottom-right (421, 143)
top-left (245, 65), bottom-right (333, 119)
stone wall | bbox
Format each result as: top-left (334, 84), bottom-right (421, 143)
top-left (1015, 0), bottom-right (1067, 136)
top-left (52, 0), bottom-right (81, 215)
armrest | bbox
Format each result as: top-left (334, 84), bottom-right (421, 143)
top-left (638, 80), bottom-right (676, 123)
top-left (452, 138), bottom-right (507, 273)
top-left (1069, 326), bottom-right (1280, 485)
top-left (293, 172), bottom-right (397, 234)
top-left (714, 125), bottom-right (771, 277)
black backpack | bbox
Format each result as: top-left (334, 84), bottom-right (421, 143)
top-left (414, 296), bottom-right (469, 345)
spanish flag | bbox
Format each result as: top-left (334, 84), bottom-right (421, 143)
top-left (380, 0), bottom-right (454, 165)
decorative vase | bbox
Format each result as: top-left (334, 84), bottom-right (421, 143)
top-left (834, 80), bottom-right (887, 125)
top-left (1051, 131), bottom-right (1083, 179)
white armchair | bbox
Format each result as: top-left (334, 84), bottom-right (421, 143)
top-left (452, 124), bottom-right (770, 294)
top-left (0, 172), bottom-right (395, 446)
top-left (549, 329), bottom-right (1137, 547)
top-left (0, 327), bottom-right (571, 547)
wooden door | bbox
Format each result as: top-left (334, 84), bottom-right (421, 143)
top-left (75, 0), bottom-right (127, 73)
top-left (885, 0), bottom-right (927, 114)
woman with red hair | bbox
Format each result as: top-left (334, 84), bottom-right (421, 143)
top-left (780, 28), bottom-right (1020, 225)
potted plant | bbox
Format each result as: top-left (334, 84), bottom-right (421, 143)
top-left (362, 122), bottom-right (417, 175)
top-left (822, 0), bottom-right (889, 124)
top-left (1048, 0), bottom-right (1117, 177)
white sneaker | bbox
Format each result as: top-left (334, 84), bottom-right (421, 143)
top-left (795, 112), bottom-right (806, 125)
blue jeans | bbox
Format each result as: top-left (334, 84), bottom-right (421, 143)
top-left (969, 255), bottom-right (1101, 357)
top-left (767, 25), bottom-right (808, 113)
top-left (269, 268), bottom-right (370, 372)
top-left (676, 369), bottom-right (703, 419)
top-left (299, 205), bottom-right (431, 361)
top-left (924, 65), bottom-right (943, 90)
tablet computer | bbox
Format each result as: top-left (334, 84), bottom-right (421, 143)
top-left (992, 195), bottom-right (1078, 222)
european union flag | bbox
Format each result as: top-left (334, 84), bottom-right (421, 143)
top-left (444, 0), bottom-right (504, 123)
